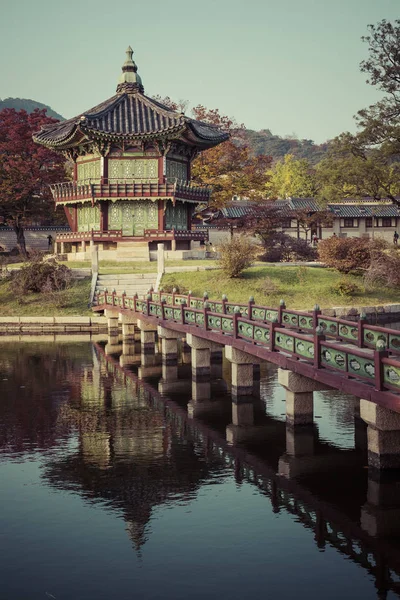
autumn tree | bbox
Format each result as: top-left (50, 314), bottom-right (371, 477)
top-left (290, 207), bottom-right (334, 241)
top-left (265, 154), bottom-right (319, 199)
top-left (316, 20), bottom-right (400, 204)
top-left (190, 106), bottom-right (272, 208)
top-left (0, 108), bottom-right (66, 256)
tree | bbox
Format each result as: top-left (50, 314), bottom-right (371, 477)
top-left (316, 20), bottom-right (400, 205)
top-left (190, 106), bottom-right (272, 208)
top-left (0, 108), bottom-right (66, 257)
top-left (265, 154), bottom-right (319, 199)
top-left (290, 207), bottom-right (334, 241)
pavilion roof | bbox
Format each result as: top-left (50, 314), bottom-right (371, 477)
top-left (33, 48), bottom-right (229, 151)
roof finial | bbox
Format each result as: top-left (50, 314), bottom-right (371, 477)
top-left (117, 46), bottom-right (144, 94)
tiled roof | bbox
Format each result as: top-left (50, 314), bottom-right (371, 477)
top-left (328, 204), bottom-right (400, 217)
top-left (33, 93), bottom-right (229, 149)
top-left (288, 198), bottom-right (320, 211)
top-left (220, 202), bottom-right (291, 219)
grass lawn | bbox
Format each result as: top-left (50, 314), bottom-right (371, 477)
top-left (0, 278), bottom-right (93, 316)
top-left (161, 265), bottom-right (400, 310)
top-left (7, 259), bottom-right (218, 274)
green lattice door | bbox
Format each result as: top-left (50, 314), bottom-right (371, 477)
top-left (122, 203), bottom-right (134, 236)
top-left (77, 204), bottom-right (100, 232)
top-left (132, 200), bottom-right (158, 236)
top-left (108, 200), bottom-right (158, 236)
top-left (165, 201), bottom-right (187, 230)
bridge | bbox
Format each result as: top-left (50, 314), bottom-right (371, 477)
top-left (93, 288), bottom-right (400, 470)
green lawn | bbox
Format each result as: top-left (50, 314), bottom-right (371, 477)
top-left (0, 278), bottom-right (93, 316)
top-left (6, 259), bottom-right (218, 274)
top-left (161, 265), bottom-right (400, 310)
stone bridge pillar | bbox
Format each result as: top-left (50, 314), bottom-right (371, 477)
top-left (158, 326), bottom-right (181, 382)
top-left (105, 309), bottom-right (119, 335)
top-left (278, 368), bottom-right (330, 426)
top-left (225, 346), bottom-right (262, 399)
top-left (186, 333), bottom-right (211, 380)
top-left (119, 313), bottom-right (137, 339)
top-left (105, 333), bottom-right (121, 356)
top-left (137, 319), bottom-right (157, 356)
top-left (360, 399), bottom-right (400, 469)
top-left (120, 341), bottom-right (139, 367)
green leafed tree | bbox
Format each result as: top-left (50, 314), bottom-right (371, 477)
top-left (265, 154), bottom-right (319, 199)
top-left (316, 20), bottom-right (400, 205)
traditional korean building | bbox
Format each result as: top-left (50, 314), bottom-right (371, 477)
top-left (33, 47), bottom-right (229, 260)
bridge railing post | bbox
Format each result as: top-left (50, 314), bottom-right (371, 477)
top-left (203, 301), bottom-right (210, 331)
top-left (374, 340), bottom-right (389, 391)
top-left (133, 292), bottom-right (138, 312)
top-left (233, 306), bottom-right (240, 339)
top-left (121, 290), bottom-right (126, 310)
top-left (312, 304), bottom-right (321, 329)
top-left (248, 296), bottom-right (255, 320)
top-left (161, 299), bottom-right (166, 321)
top-left (181, 301), bottom-right (187, 325)
top-left (222, 294), bottom-right (228, 314)
top-left (278, 300), bottom-right (286, 326)
top-left (187, 290), bottom-right (192, 308)
top-left (111, 288), bottom-right (116, 306)
top-left (314, 326), bottom-right (325, 368)
top-left (270, 318), bottom-right (278, 351)
top-left (358, 312), bottom-right (367, 348)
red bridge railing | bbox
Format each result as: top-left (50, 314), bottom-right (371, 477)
top-left (95, 290), bottom-right (400, 396)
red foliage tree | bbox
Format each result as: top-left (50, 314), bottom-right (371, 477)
top-left (0, 108), bottom-right (66, 257)
top-left (191, 105), bottom-right (272, 207)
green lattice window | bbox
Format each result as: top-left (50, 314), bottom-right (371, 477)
top-left (77, 159), bottom-right (101, 182)
top-left (165, 200), bottom-right (188, 230)
top-left (77, 204), bottom-right (101, 231)
top-left (108, 159), bottom-right (158, 182)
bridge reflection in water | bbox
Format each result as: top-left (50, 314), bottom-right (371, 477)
top-left (36, 335), bottom-right (400, 600)
top-left (5, 338), bottom-right (400, 597)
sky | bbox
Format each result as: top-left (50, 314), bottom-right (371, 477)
top-left (0, 0), bottom-right (399, 143)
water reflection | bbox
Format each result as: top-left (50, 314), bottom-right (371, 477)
top-left (1, 340), bottom-right (400, 599)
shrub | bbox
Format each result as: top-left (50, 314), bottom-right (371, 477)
top-left (218, 234), bottom-right (258, 278)
top-left (318, 236), bottom-right (387, 273)
top-left (261, 234), bottom-right (317, 262)
top-left (364, 249), bottom-right (400, 289)
top-left (10, 254), bottom-right (72, 299)
top-left (330, 278), bottom-right (362, 297)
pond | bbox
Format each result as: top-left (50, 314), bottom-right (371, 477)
top-left (0, 339), bottom-right (399, 600)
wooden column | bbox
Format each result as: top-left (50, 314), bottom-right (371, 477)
top-left (158, 199), bottom-right (165, 232)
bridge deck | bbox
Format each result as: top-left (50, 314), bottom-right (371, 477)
top-left (94, 290), bottom-right (400, 414)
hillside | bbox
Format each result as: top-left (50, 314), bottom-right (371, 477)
top-left (243, 129), bottom-right (330, 165)
top-left (0, 98), bottom-right (65, 121)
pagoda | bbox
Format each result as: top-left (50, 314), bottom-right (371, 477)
top-left (33, 47), bottom-right (229, 259)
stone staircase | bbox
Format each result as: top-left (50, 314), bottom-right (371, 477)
top-left (93, 273), bottom-right (157, 305)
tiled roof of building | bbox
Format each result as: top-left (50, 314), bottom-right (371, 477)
top-left (288, 197), bottom-right (320, 211)
top-left (33, 49), bottom-right (229, 150)
top-left (328, 203), bottom-right (400, 217)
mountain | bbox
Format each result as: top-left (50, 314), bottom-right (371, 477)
top-left (0, 98), bottom-right (65, 121)
top-left (243, 129), bottom-right (330, 165)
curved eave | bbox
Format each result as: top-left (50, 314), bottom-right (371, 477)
top-left (33, 124), bottom-right (86, 149)
top-left (182, 122), bottom-right (230, 150)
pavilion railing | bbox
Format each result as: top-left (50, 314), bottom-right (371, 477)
top-left (95, 289), bottom-right (400, 395)
top-left (50, 178), bottom-right (211, 203)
